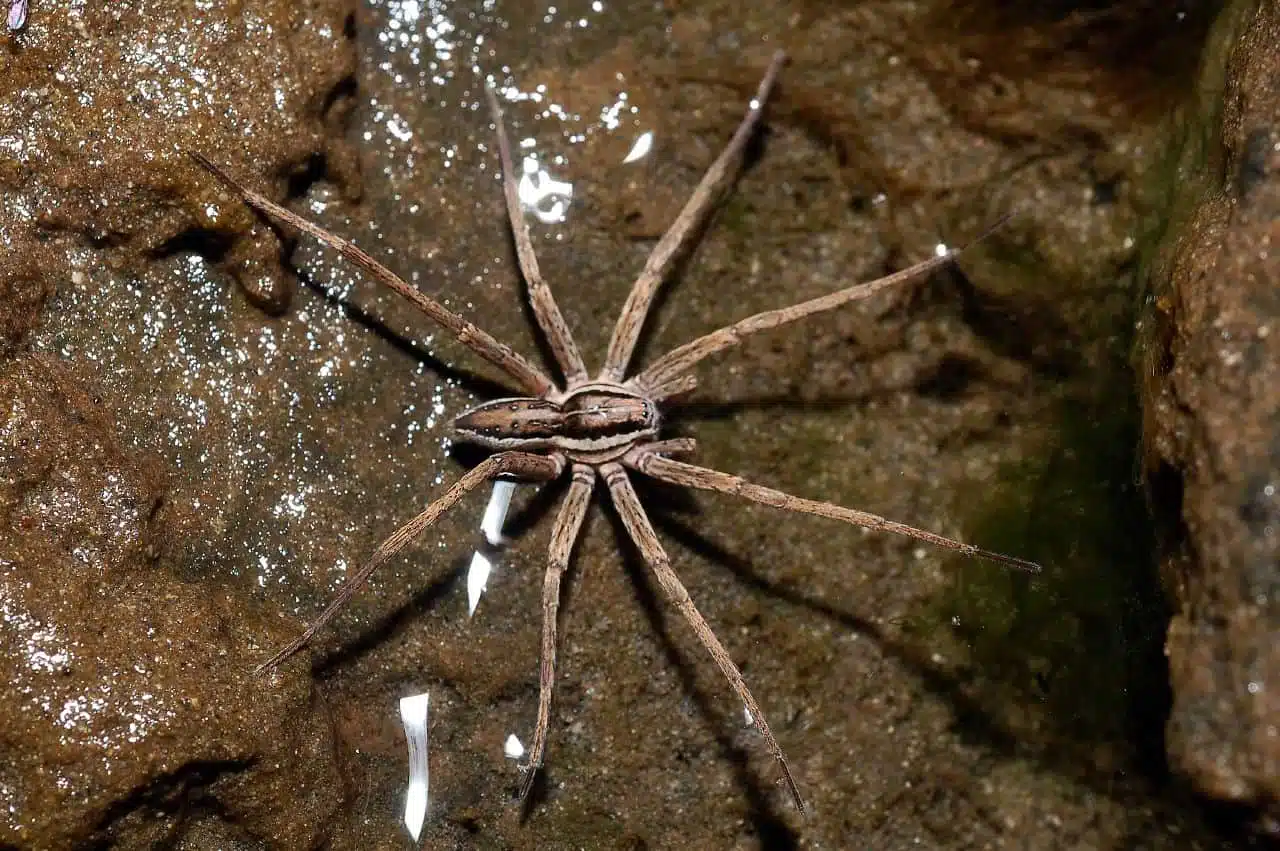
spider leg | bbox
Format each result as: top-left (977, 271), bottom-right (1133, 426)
top-left (519, 464), bottom-right (595, 800)
top-left (187, 152), bottom-right (555, 398)
top-left (601, 462), bottom-right (806, 813)
top-left (630, 251), bottom-right (957, 400)
top-left (256, 451), bottom-right (566, 674)
top-left (638, 437), bottom-right (699, 457)
top-left (483, 85), bottom-right (589, 387)
top-left (626, 450), bottom-right (1041, 573)
top-left (600, 50), bottom-right (787, 382)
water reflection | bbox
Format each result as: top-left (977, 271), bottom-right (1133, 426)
top-left (517, 155), bottom-right (573, 223)
top-left (622, 130), bottom-right (654, 163)
top-left (466, 480), bottom-right (514, 615)
top-left (398, 692), bottom-right (430, 841)
top-left (0, 586), bottom-right (72, 675)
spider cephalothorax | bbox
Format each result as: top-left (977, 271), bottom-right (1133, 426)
top-left (191, 49), bottom-right (1039, 814)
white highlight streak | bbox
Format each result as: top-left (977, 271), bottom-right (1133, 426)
top-left (480, 480), bottom-right (516, 546)
top-left (467, 551), bottom-right (492, 617)
top-left (399, 693), bottom-right (430, 841)
top-left (622, 131), bottom-right (654, 164)
top-left (518, 157), bottom-right (573, 224)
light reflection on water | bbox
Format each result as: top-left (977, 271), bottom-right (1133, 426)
top-left (370, 0), bottom-right (652, 230)
top-left (517, 155), bottom-right (573, 223)
top-left (0, 584), bottom-right (73, 675)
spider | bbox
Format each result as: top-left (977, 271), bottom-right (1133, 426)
top-left (190, 49), bottom-right (1039, 814)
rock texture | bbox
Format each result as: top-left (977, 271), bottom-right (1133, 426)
top-left (0, 0), bottom-right (358, 846)
top-left (0, 0), bottom-right (358, 339)
top-left (1139, 0), bottom-right (1280, 835)
top-left (0, 356), bottom-right (344, 848)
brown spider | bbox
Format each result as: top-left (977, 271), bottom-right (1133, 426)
top-left (190, 50), bottom-right (1039, 814)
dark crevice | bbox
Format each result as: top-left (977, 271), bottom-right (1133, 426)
top-left (283, 152), bottom-right (328, 203)
top-left (1145, 458), bottom-right (1187, 562)
top-left (148, 227), bottom-right (233, 263)
top-left (322, 73), bottom-right (358, 124)
top-left (1235, 128), bottom-right (1273, 202)
top-left (90, 759), bottom-right (254, 848)
top-left (912, 353), bottom-right (984, 401)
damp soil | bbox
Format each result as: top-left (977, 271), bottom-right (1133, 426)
top-left (0, 0), bottom-right (1250, 848)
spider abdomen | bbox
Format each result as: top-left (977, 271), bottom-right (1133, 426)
top-left (453, 384), bottom-right (660, 462)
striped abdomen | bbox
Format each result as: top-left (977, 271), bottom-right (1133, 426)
top-left (453, 385), bottom-right (659, 462)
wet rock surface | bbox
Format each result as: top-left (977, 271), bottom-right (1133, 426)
top-left (0, 356), bottom-right (342, 848)
top-left (1139, 0), bottom-right (1280, 836)
top-left (0, 0), bottom-right (1258, 848)
top-left (0, 0), bottom-right (358, 333)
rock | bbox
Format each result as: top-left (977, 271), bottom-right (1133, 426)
top-left (0, 0), bottom-right (359, 322)
top-left (0, 3), bottom-right (360, 838)
top-left (1138, 0), bottom-right (1280, 835)
top-left (0, 356), bottom-right (344, 848)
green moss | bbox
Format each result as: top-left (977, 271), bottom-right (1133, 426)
top-left (916, 364), bottom-right (1169, 768)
